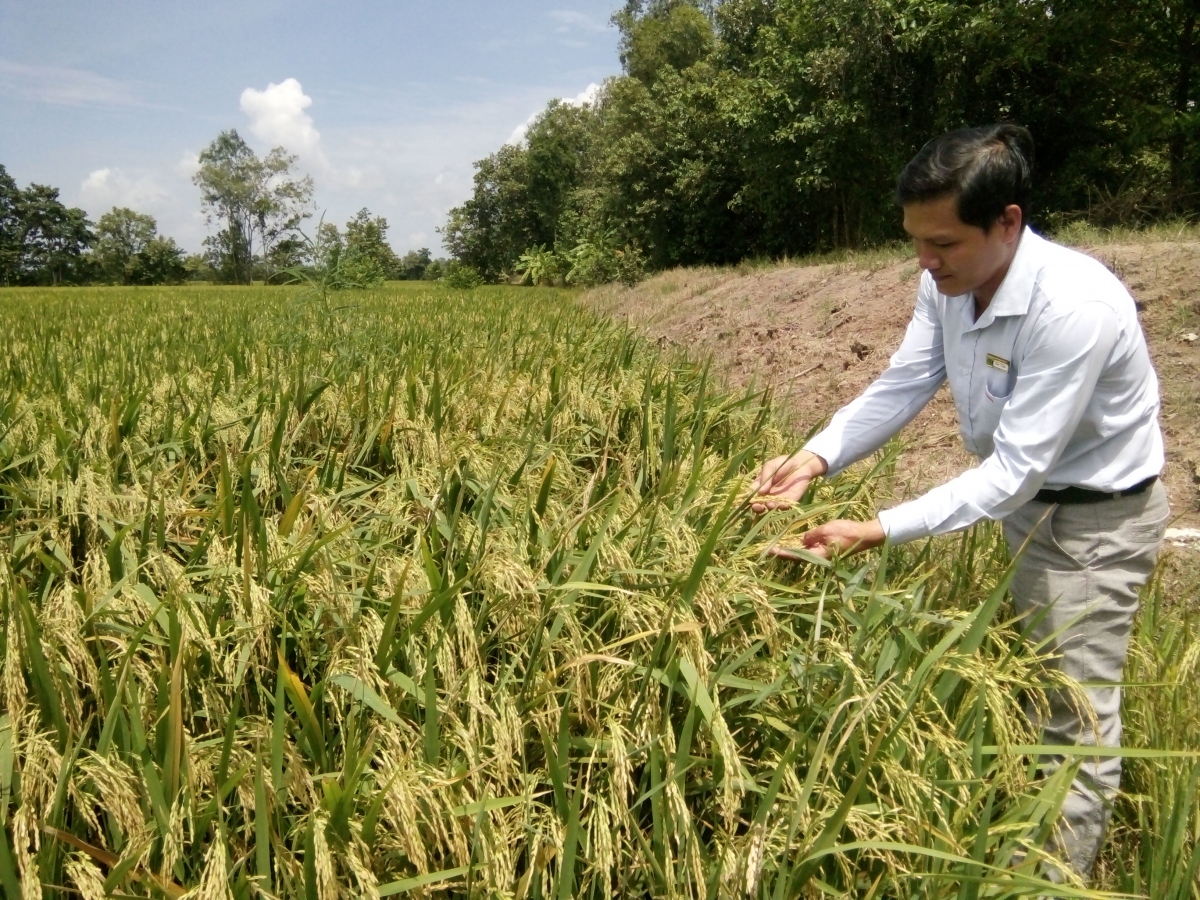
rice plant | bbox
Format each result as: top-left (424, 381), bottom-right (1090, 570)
top-left (0, 282), bottom-right (1193, 898)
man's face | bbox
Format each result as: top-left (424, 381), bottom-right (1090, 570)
top-left (902, 194), bottom-right (1022, 301)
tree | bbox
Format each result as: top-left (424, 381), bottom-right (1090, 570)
top-left (398, 247), bottom-right (432, 280)
top-left (442, 144), bottom-right (536, 281)
top-left (130, 237), bottom-right (187, 285)
top-left (262, 235), bottom-right (308, 282)
top-left (422, 258), bottom-right (448, 281)
top-left (94, 207), bottom-right (158, 284)
top-left (193, 129), bottom-right (313, 283)
top-left (18, 184), bottom-right (93, 285)
top-left (313, 221), bottom-right (343, 272)
top-left (446, 0), bottom-right (1200, 274)
top-left (0, 165), bottom-right (21, 285)
top-left (442, 101), bottom-right (595, 280)
top-left (615, 0), bottom-right (716, 84)
top-left (342, 208), bottom-right (398, 286)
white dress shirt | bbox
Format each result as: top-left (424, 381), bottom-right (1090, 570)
top-left (803, 228), bottom-right (1165, 545)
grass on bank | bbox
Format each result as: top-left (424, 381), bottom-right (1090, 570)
top-left (617, 217), bottom-right (1200, 285)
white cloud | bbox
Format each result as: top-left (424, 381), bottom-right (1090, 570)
top-left (569, 82), bottom-right (602, 106)
top-left (0, 57), bottom-right (142, 107)
top-left (239, 78), bottom-right (326, 163)
top-left (507, 82), bottom-right (601, 145)
top-left (176, 151), bottom-right (201, 178)
top-left (507, 110), bottom-right (542, 146)
top-left (238, 78), bottom-right (385, 191)
top-left (80, 167), bottom-right (169, 212)
top-left (549, 10), bottom-right (609, 33)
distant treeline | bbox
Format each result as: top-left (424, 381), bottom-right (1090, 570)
top-left (2, 134), bottom-right (446, 287)
top-left (445, 0), bottom-right (1200, 281)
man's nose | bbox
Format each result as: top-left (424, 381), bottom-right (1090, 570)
top-left (917, 245), bottom-right (941, 271)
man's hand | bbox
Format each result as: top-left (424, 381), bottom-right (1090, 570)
top-left (769, 518), bottom-right (886, 561)
top-left (749, 450), bottom-right (828, 513)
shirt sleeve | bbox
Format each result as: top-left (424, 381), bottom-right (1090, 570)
top-left (803, 274), bottom-right (946, 474)
top-left (878, 300), bottom-right (1121, 544)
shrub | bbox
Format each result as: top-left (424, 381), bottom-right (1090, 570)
top-left (566, 233), bottom-right (646, 287)
top-left (515, 244), bottom-right (564, 285)
top-left (442, 259), bottom-right (484, 288)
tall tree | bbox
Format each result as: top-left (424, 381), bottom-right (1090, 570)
top-left (0, 165), bottom-right (21, 285)
top-left (398, 247), bottom-right (433, 280)
top-left (129, 236), bottom-right (187, 285)
top-left (18, 184), bottom-right (93, 285)
top-left (442, 102), bottom-right (594, 280)
top-left (342, 208), bottom-right (398, 285)
top-left (615, 0), bottom-right (716, 85)
top-left (94, 207), bottom-right (157, 284)
top-left (193, 130), bottom-right (313, 283)
top-left (447, 0), bottom-right (1200, 276)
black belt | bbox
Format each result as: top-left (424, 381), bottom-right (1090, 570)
top-left (1034, 475), bottom-right (1158, 505)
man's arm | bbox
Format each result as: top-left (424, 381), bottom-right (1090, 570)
top-left (877, 302), bottom-right (1120, 544)
top-left (803, 275), bottom-right (947, 475)
top-left (752, 275), bottom-right (946, 511)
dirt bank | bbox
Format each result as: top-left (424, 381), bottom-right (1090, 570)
top-left (584, 241), bottom-right (1200, 527)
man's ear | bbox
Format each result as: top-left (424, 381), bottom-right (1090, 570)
top-left (1002, 204), bottom-right (1023, 239)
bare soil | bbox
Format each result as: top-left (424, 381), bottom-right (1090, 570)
top-left (584, 241), bottom-right (1200, 528)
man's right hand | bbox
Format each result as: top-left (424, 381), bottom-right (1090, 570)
top-left (749, 450), bottom-right (829, 513)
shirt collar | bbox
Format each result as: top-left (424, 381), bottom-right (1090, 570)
top-left (966, 226), bottom-right (1041, 330)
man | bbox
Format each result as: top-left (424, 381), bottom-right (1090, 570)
top-left (750, 124), bottom-right (1170, 880)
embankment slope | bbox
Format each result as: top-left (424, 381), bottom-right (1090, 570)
top-left (584, 241), bottom-right (1200, 527)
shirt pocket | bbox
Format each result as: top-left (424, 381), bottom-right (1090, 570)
top-left (984, 364), bottom-right (1015, 402)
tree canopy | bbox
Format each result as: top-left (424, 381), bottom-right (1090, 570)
top-left (0, 166), bottom-right (194, 287)
top-left (193, 130), bottom-right (314, 284)
top-left (0, 165), bottom-right (93, 286)
top-left (94, 207), bottom-right (186, 285)
top-left (445, 0), bottom-right (1200, 281)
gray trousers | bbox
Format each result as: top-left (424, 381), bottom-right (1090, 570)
top-left (1001, 480), bottom-right (1170, 879)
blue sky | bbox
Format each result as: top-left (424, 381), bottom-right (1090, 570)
top-left (0, 1), bottom-right (623, 255)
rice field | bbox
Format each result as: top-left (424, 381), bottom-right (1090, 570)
top-left (0, 282), bottom-right (1195, 899)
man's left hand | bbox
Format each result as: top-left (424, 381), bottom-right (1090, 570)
top-left (768, 518), bottom-right (886, 561)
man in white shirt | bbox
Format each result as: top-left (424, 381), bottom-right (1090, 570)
top-left (750, 124), bottom-right (1170, 880)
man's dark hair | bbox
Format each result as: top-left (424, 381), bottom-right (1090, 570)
top-left (895, 124), bottom-right (1034, 231)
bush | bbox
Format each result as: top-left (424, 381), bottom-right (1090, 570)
top-left (442, 260), bottom-right (484, 288)
top-left (565, 234), bottom-right (646, 287)
top-left (515, 244), bottom-right (564, 285)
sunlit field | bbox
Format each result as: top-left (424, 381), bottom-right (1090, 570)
top-left (0, 283), bottom-right (1195, 898)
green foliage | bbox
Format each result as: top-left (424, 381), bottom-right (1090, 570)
top-left (282, 210), bottom-right (404, 293)
top-left (0, 170), bottom-right (94, 286)
top-left (17, 185), bottom-right (94, 285)
top-left (421, 256), bottom-right (447, 281)
top-left (441, 259), bottom-right (484, 288)
top-left (515, 244), bottom-right (564, 285)
top-left (93, 208), bottom-right (187, 285)
top-left (615, 0), bottom-right (717, 84)
top-left (193, 129), bottom-right (314, 284)
top-left (397, 246), bottom-right (433, 280)
top-left (0, 164), bottom-right (23, 285)
top-left (131, 237), bottom-right (188, 285)
top-left (341, 208), bottom-right (398, 288)
top-left (565, 232), bottom-right (647, 286)
top-left (446, 0), bottom-right (1200, 275)
top-left (94, 207), bottom-right (157, 284)
top-left (182, 253), bottom-right (214, 282)
top-left (442, 101), bottom-right (595, 281)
